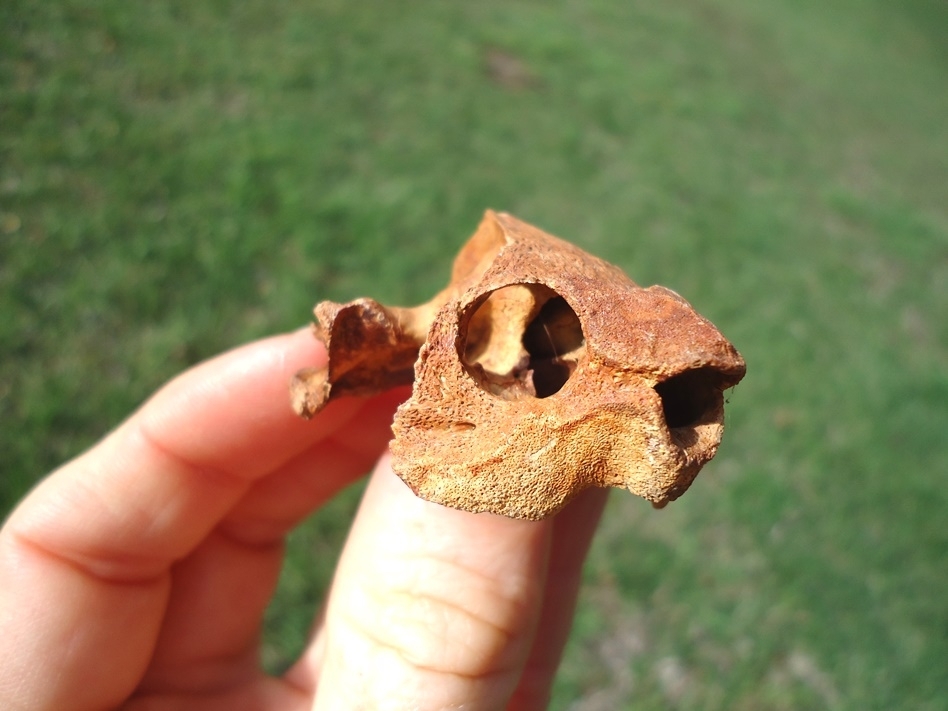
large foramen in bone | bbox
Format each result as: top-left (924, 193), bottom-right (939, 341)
top-left (291, 211), bottom-right (746, 520)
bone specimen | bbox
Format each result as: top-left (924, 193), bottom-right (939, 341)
top-left (291, 211), bottom-right (746, 520)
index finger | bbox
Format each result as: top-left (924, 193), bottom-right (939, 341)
top-left (5, 328), bottom-right (371, 573)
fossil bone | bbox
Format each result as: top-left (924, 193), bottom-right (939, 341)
top-left (291, 210), bottom-right (746, 519)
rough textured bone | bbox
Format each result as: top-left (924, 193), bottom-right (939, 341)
top-left (291, 210), bottom-right (746, 520)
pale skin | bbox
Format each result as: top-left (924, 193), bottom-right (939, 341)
top-left (0, 328), bottom-right (607, 710)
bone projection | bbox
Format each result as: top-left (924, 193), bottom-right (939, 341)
top-left (291, 211), bottom-right (746, 520)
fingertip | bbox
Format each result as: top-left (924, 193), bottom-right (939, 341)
top-left (136, 329), bottom-right (331, 482)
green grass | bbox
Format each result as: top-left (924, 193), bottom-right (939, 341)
top-left (2, 0), bottom-right (946, 708)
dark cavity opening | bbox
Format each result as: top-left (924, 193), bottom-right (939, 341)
top-left (522, 296), bottom-right (584, 397)
top-left (654, 367), bottom-right (724, 429)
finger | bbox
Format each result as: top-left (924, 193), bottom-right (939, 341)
top-left (138, 387), bottom-right (410, 693)
top-left (508, 487), bottom-right (609, 709)
top-left (5, 329), bottom-right (337, 578)
top-left (302, 455), bottom-right (554, 710)
top-left (0, 330), bottom-right (394, 710)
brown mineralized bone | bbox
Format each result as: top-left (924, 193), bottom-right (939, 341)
top-left (291, 210), bottom-right (746, 520)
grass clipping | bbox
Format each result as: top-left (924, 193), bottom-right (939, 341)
top-left (292, 211), bottom-right (746, 519)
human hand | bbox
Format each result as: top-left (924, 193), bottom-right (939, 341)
top-left (0, 328), bottom-right (607, 710)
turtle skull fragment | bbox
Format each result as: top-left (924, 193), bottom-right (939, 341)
top-left (291, 210), bottom-right (746, 520)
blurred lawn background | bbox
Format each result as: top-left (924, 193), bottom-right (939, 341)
top-left (2, 0), bottom-right (946, 708)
